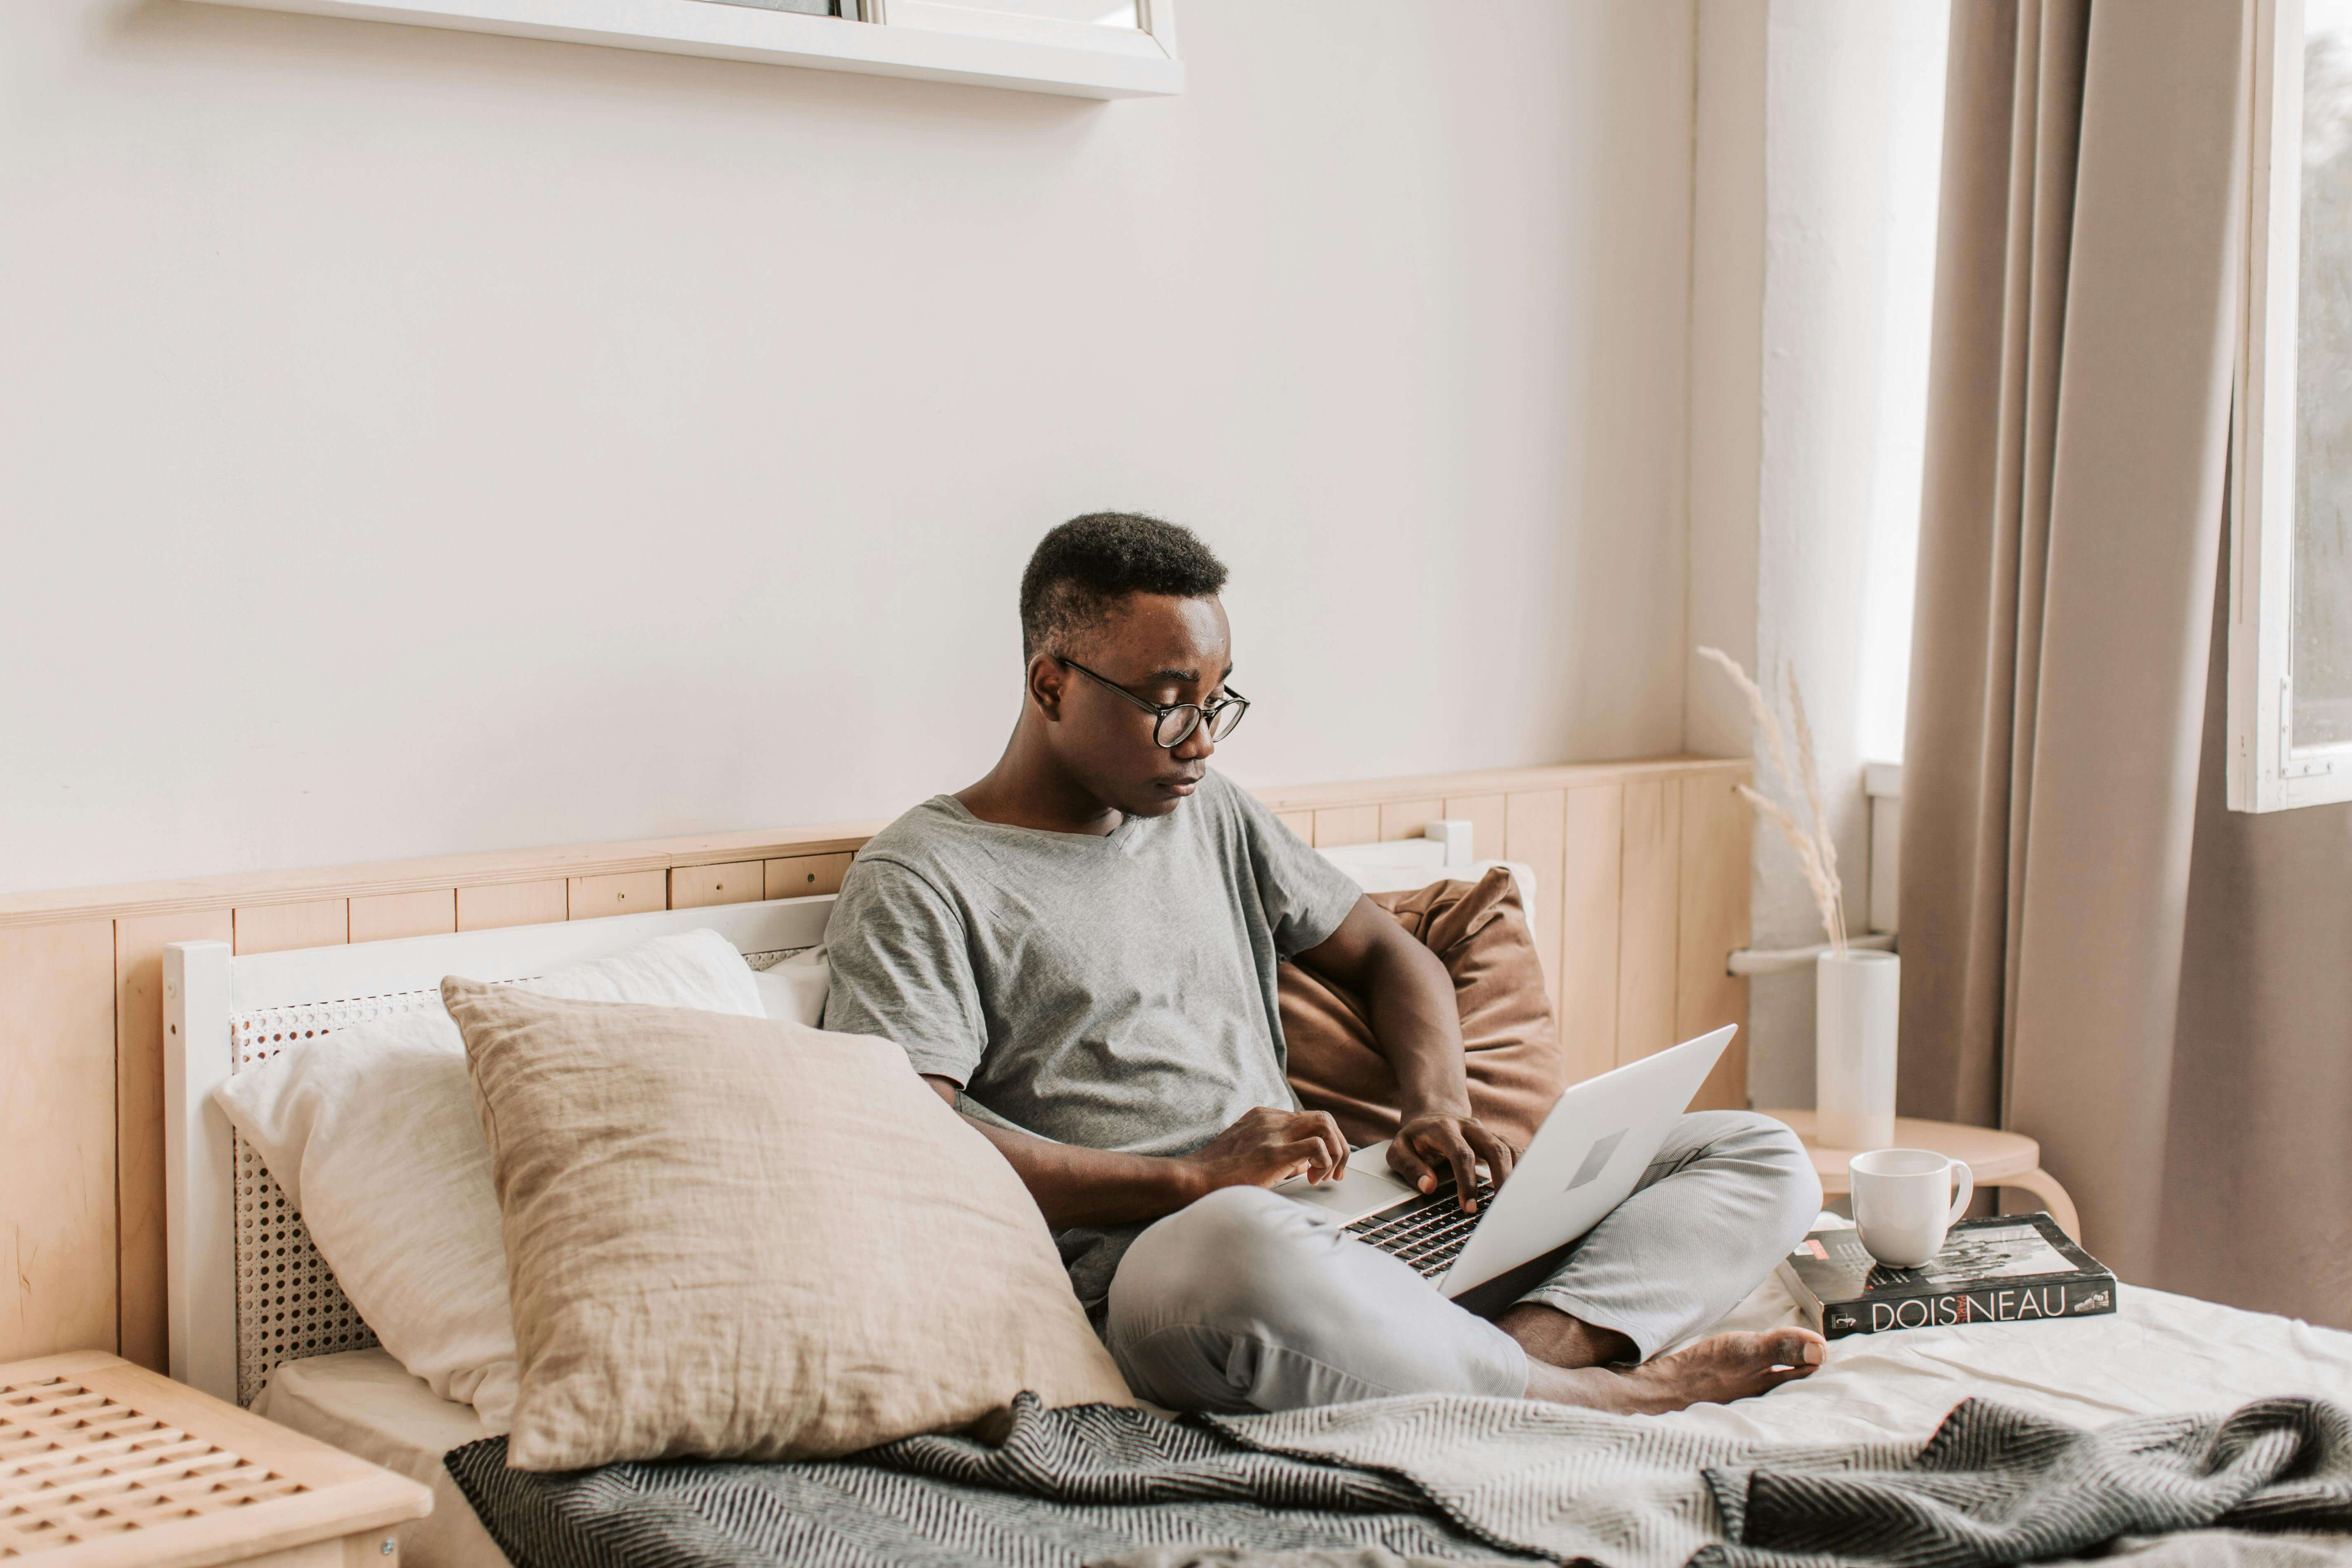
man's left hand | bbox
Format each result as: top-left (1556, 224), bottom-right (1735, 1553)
top-left (1388, 1112), bottom-right (1516, 1212)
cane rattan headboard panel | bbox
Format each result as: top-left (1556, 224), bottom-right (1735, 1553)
top-left (226, 991), bottom-right (428, 1406)
top-left (167, 898), bottom-right (839, 1406)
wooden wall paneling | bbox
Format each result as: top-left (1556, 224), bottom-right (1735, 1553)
top-left (1312, 805), bottom-right (1381, 848)
top-left (1376, 798), bottom-right (1443, 841)
top-left (14, 770), bottom-right (1775, 934)
top-left (567, 871), bottom-right (668, 920)
top-left (1677, 769), bottom-right (1754, 1110)
top-left (1, 920), bottom-right (119, 1361)
top-left (670, 861), bottom-right (763, 910)
top-left (347, 889), bottom-right (456, 945)
top-left (1247, 757), bottom-right (1746, 825)
top-left (1441, 794), bottom-right (1507, 860)
top-left (1615, 778), bottom-right (1683, 1066)
top-left (1273, 811), bottom-right (1315, 844)
top-left (764, 853), bottom-right (855, 900)
top-left (455, 879), bottom-right (569, 932)
top-left (0, 819), bottom-right (889, 932)
top-left (5, 768), bottom-right (1757, 932)
top-left (231, 900), bottom-right (348, 957)
top-left (1554, 786), bottom-right (1624, 1087)
top-left (1502, 790), bottom-right (1567, 1008)
top-left (113, 910), bottom-right (232, 1373)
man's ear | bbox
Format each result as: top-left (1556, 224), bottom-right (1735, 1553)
top-left (1026, 653), bottom-right (1068, 720)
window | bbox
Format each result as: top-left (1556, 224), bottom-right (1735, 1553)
top-left (188, 0), bottom-right (1182, 100)
top-left (2231, 0), bottom-right (2352, 810)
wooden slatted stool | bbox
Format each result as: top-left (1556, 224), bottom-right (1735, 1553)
top-left (0, 1350), bottom-right (429, 1566)
top-left (1758, 1109), bottom-right (2083, 1241)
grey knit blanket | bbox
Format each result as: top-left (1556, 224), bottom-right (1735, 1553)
top-left (1206, 1392), bottom-right (2352, 1566)
top-left (443, 1392), bottom-right (2352, 1568)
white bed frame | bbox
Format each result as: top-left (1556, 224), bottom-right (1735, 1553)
top-left (163, 822), bottom-right (1503, 1407)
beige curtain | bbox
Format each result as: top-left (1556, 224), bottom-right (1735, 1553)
top-left (1898, 0), bottom-right (2251, 1287)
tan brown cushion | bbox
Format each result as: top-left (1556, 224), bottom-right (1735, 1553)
top-left (440, 978), bottom-right (1132, 1471)
top-left (1280, 867), bottom-right (1565, 1151)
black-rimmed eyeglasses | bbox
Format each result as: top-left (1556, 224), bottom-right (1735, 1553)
top-left (1056, 657), bottom-right (1250, 749)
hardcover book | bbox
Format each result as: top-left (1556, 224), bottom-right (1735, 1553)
top-left (1777, 1213), bottom-right (2116, 1339)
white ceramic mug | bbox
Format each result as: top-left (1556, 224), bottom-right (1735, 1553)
top-left (1848, 1148), bottom-right (1974, 1268)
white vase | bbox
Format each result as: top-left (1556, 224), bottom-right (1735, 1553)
top-left (1815, 949), bottom-right (1899, 1150)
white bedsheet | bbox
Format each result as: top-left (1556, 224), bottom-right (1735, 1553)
top-left (1689, 1269), bottom-right (2352, 1445)
top-left (258, 1269), bottom-right (2352, 1568)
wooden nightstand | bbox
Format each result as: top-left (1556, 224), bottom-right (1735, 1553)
top-left (1758, 1109), bottom-right (2082, 1243)
top-left (1, 1349), bottom-right (431, 1566)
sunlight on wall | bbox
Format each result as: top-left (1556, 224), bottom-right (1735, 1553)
top-left (1854, 43), bottom-right (1948, 768)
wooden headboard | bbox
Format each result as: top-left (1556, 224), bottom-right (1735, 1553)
top-left (0, 752), bottom-right (1748, 1373)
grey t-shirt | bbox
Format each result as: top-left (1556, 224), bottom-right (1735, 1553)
top-left (821, 769), bottom-right (1364, 1307)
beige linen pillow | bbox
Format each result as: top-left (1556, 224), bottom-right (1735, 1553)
top-left (440, 978), bottom-right (1132, 1470)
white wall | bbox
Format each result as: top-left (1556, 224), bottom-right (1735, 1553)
top-left (0, 0), bottom-right (1697, 896)
top-left (1687, 0), bottom-right (1949, 1109)
top-left (1685, 0), bottom-right (1767, 759)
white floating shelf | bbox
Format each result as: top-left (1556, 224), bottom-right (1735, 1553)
top-left (187, 0), bottom-right (1185, 100)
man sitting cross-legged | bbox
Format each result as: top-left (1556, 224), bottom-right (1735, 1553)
top-left (823, 512), bottom-right (1826, 1414)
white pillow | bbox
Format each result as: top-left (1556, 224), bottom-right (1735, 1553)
top-left (752, 946), bottom-right (829, 1026)
top-left (214, 929), bottom-right (762, 1432)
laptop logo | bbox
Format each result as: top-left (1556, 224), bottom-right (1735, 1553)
top-left (1564, 1129), bottom-right (1628, 1192)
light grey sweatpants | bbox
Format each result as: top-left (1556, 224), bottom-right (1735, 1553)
top-left (1102, 1110), bottom-right (1821, 1413)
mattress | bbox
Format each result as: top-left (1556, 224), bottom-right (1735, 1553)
top-left (255, 1348), bottom-right (511, 1568)
top-left (258, 1262), bottom-right (2352, 1568)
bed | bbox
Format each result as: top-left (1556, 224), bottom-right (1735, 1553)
top-left (244, 1274), bottom-right (2352, 1567)
top-left (162, 847), bottom-right (2352, 1568)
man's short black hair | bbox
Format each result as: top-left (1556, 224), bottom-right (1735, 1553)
top-left (1020, 512), bottom-right (1229, 659)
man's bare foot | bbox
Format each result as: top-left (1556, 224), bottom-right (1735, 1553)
top-left (1499, 1307), bottom-right (1826, 1414)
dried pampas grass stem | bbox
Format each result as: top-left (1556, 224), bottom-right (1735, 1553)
top-left (1699, 646), bottom-right (1848, 953)
top-left (1697, 648), bottom-right (1799, 803)
top-left (1785, 672), bottom-right (1845, 950)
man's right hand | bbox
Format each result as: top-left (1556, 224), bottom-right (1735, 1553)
top-left (926, 1080), bottom-right (1349, 1228)
top-left (1176, 1107), bottom-right (1351, 1199)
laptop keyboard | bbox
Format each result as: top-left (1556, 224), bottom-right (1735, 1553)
top-left (1344, 1179), bottom-right (1500, 1280)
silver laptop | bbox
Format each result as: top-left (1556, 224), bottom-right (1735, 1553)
top-left (1274, 1025), bottom-right (1736, 1297)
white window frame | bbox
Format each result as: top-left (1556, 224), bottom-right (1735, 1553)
top-left (185, 0), bottom-right (1182, 100)
top-left (2231, 0), bottom-right (2350, 809)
